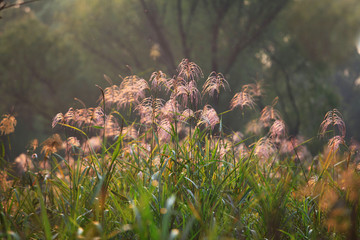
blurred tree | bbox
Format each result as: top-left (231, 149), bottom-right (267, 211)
top-left (0, 13), bottom-right (98, 157)
top-left (53, 0), bottom-right (360, 141)
top-left (55, 0), bottom-right (289, 74)
top-left (2, 0), bottom-right (360, 156)
top-left (261, 0), bottom-right (360, 142)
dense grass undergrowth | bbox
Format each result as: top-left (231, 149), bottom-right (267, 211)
top-left (1, 59), bottom-right (360, 239)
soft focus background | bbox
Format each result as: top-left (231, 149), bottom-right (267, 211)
top-left (1, 0), bottom-right (360, 157)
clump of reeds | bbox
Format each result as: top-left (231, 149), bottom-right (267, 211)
top-left (1, 59), bottom-right (359, 239)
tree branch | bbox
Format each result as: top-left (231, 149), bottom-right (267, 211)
top-left (224, 1), bottom-right (288, 74)
top-left (139, 0), bottom-right (176, 72)
top-left (176, 0), bottom-right (190, 59)
top-left (210, 0), bottom-right (233, 71)
top-left (102, 27), bottom-right (143, 70)
top-left (24, 56), bottom-right (56, 95)
top-left (77, 37), bottom-right (124, 71)
top-left (267, 49), bottom-right (301, 135)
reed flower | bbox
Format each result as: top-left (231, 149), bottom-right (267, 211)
top-left (231, 131), bottom-right (244, 143)
top-left (158, 118), bottom-right (172, 143)
top-left (260, 102), bottom-right (281, 127)
top-left (64, 107), bottom-right (75, 124)
top-left (177, 58), bottom-right (203, 81)
top-left (14, 153), bottom-right (34, 175)
top-left (101, 84), bottom-right (120, 109)
top-left (280, 136), bottom-right (309, 161)
top-left (230, 86), bottom-right (255, 110)
top-left (198, 105), bottom-right (219, 130)
top-left (64, 137), bottom-right (80, 154)
top-left (92, 107), bottom-right (105, 126)
top-left (52, 113), bottom-right (64, 128)
top-left (319, 109), bottom-right (346, 138)
top-left (41, 133), bottom-right (63, 157)
top-left (254, 137), bottom-right (276, 159)
top-left (217, 138), bottom-right (232, 160)
top-left (202, 71), bottom-right (229, 98)
top-left (135, 97), bottom-right (164, 126)
top-left (318, 186), bottom-right (339, 211)
top-left (74, 109), bottom-right (89, 127)
top-left (116, 75), bottom-right (149, 109)
top-left (180, 109), bottom-right (194, 122)
top-left (149, 71), bottom-right (168, 91)
top-left (327, 135), bottom-right (345, 152)
top-left (248, 81), bottom-right (263, 97)
top-left (52, 107), bottom-right (104, 129)
top-left (246, 119), bottom-right (264, 135)
top-left (29, 139), bottom-right (38, 151)
top-left (83, 136), bottom-right (102, 155)
top-left (150, 43), bottom-right (161, 60)
top-left (161, 98), bottom-right (180, 120)
top-left (0, 114), bottom-right (17, 135)
top-left (66, 137), bottom-right (80, 148)
top-left (235, 143), bottom-right (249, 158)
top-left (175, 80), bottom-right (201, 108)
top-left (166, 76), bottom-right (186, 94)
top-left (121, 126), bottom-right (139, 141)
top-left (104, 115), bottom-right (120, 139)
top-left (339, 168), bottom-right (360, 203)
top-left (269, 119), bottom-right (286, 140)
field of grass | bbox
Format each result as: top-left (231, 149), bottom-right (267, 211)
top-left (1, 59), bottom-right (359, 239)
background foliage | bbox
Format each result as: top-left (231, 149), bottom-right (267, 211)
top-left (1, 0), bottom-right (360, 156)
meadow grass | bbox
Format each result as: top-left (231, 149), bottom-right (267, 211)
top-left (0, 59), bottom-right (359, 239)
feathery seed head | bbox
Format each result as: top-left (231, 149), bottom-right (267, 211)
top-left (121, 126), bottom-right (139, 141)
top-left (67, 137), bottom-right (80, 148)
top-left (327, 136), bottom-right (345, 152)
top-left (14, 153), bottom-right (34, 175)
top-left (64, 107), bottom-right (75, 124)
top-left (235, 143), bottom-right (249, 158)
top-left (29, 139), bottom-right (38, 151)
top-left (232, 131), bottom-right (244, 143)
top-left (260, 102), bottom-right (281, 127)
top-left (64, 136), bottom-right (80, 154)
top-left (279, 136), bottom-right (309, 161)
top-left (246, 119), bottom-right (264, 135)
top-left (150, 71), bottom-right (168, 91)
top-left (158, 118), bottom-right (172, 143)
top-left (177, 58), bottom-right (203, 81)
top-left (52, 113), bottom-right (64, 128)
top-left (101, 85), bottom-right (120, 109)
top-left (161, 98), bottom-right (180, 120)
top-left (175, 80), bottom-right (201, 108)
top-left (269, 119), bottom-right (287, 140)
top-left (41, 134), bottom-right (63, 157)
top-left (117, 75), bottom-right (149, 109)
top-left (202, 71), bottom-right (229, 98)
top-left (0, 114), bottom-right (17, 135)
top-left (254, 137), bottom-right (276, 159)
top-left (230, 90), bottom-right (255, 111)
top-left (180, 109), bottom-right (195, 122)
top-left (319, 109), bottom-right (346, 138)
top-left (248, 80), bottom-right (263, 97)
top-left (167, 76), bottom-right (187, 96)
top-left (92, 107), bottom-right (105, 126)
top-left (83, 136), bottom-right (102, 154)
top-left (150, 43), bottom-right (161, 60)
top-left (136, 97), bottom-right (164, 125)
top-left (104, 115), bottom-right (120, 139)
top-left (198, 105), bottom-right (220, 130)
